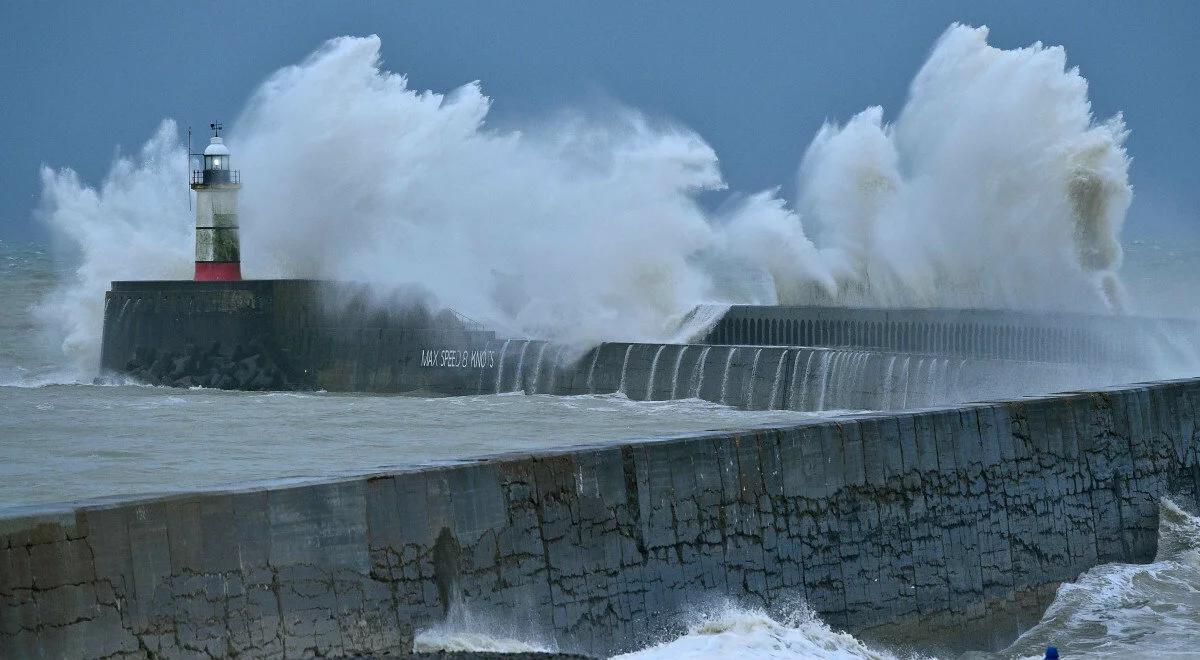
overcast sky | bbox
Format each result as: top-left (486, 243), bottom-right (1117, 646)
top-left (1, 1), bottom-right (1196, 240)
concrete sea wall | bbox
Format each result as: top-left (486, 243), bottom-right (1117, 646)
top-left (489, 339), bottom-right (1106, 411)
top-left (704, 304), bottom-right (1198, 365)
top-left (4, 378), bottom-right (1200, 658)
top-left (100, 280), bottom-right (497, 392)
top-left (101, 281), bottom-right (1157, 406)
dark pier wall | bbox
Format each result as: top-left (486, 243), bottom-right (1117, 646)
top-left (100, 282), bottom-right (1173, 405)
top-left (704, 304), bottom-right (1198, 365)
top-left (484, 339), bottom-right (1105, 411)
top-left (4, 378), bottom-right (1200, 658)
top-left (98, 281), bottom-right (1111, 410)
top-left (100, 280), bottom-right (496, 393)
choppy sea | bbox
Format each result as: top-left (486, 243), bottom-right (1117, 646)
top-left (3, 238), bottom-right (1199, 659)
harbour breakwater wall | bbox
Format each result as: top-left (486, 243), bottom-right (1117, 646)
top-left (100, 280), bottom-right (497, 392)
top-left (4, 377), bottom-right (1200, 658)
top-left (101, 280), bottom-right (1119, 409)
top-left (702, 304), bottom-right (1199, 366)
top-left (491, 340), bottom-right (1105, 411)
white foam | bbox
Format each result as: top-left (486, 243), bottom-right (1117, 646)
top-left (614, 600), bottom-right (901, 660)
top-left (412, 602), bottom-right (556, 654)
top-left (794, 24), bottom-right (1129, 312)
top-left (412, 630), bottom-right (551, 654)
top-left (1000, 499), bottom-right (1200, 658)
top-left (669, 303), bottom-right (733, 344)
top-left (34, 25), bottom-right (1134, 380)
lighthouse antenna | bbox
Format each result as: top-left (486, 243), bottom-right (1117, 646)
top-left (187, 125), bottom-right (192, 212)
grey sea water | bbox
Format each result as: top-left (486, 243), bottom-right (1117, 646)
top-left (2, 238), bottom-right (1199, 659)
top-left (0, 386), bottom-right (829, 511)
top-left (0, 239), bottom-right (831, 512)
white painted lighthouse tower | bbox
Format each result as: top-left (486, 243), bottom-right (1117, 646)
top-left (190, 123), bottom-right (242, 281)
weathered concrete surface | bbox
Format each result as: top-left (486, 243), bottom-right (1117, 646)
top-left (4, 378), bottom-right (1200, 658)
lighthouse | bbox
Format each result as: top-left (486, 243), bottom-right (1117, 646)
top-left (190, 123), bottom-right (242, 281)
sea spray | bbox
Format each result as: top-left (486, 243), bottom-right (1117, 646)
top-left (796, 24), bottom-right (1130, 313)
top-left (413, 601), bottom-right (556, 655)
top-left (36, 25), bottom-right (1135, 381)
top-left (235, 37), bottom-right (733, 350)
top-left (418, 598), bottom-right (901, 659)
top-left (36, 122), bottom-right (193, 376)
top-left (613, 599), bottom-right (898, 660)
top-left (669, 303), bottom-right (734, 344)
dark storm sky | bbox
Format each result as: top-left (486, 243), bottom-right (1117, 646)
top-left (1, 1), bottom-right (1196, 240)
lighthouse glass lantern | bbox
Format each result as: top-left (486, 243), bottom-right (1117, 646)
top-left (190, 123), bottom-right (242, 280)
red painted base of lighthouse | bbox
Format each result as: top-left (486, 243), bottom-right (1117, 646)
top-left (194, 262), bottom-right (242, 281)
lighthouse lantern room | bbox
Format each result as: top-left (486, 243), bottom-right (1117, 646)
top-left (190, 122), bottom-right (242, 281)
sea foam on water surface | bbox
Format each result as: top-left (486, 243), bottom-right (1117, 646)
top-left (411, 598), bottom-right (901, 660)
top-left (996, 498), bottom-right (1200, 658)
top-left (9, 17), bottom-right (1200, 658)
top-left (34, 24), bottom-right (1132, 381)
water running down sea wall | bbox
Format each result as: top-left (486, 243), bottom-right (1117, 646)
top-left (3, 377), bottom-right (1198, 658)
top-left (97, 280), bottom-right (1153, 409)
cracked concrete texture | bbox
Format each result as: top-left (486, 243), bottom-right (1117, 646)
top-left (3, 380), bottom-right (1200, 658)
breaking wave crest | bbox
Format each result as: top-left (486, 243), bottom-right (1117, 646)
top-left (411, 501), bottom-right (1200, 659)
top-left (797, 25), bottom-right (1129, 311)
top-left (412, 602), bottom-right (557, 655)
top-left (36, 122), bottom-right (192, 376)
top-left (614, 600), bottom-right (901, 660)
top-left (997, 498), bottom-right (1200, 658)
top-left (35, 24), bottom-right (1131, 378)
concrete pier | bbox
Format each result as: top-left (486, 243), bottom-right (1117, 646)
top-left (98, 281), bottom-right (1146, 409)
top-left (99, 280), bottom-right (497, 392)
top-left (3, 377), bottom-right (1198, 658)
top-left (511, 340), bottom-right (1107, 410)
top-left (702, 304), bottom-right (1197, 365)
